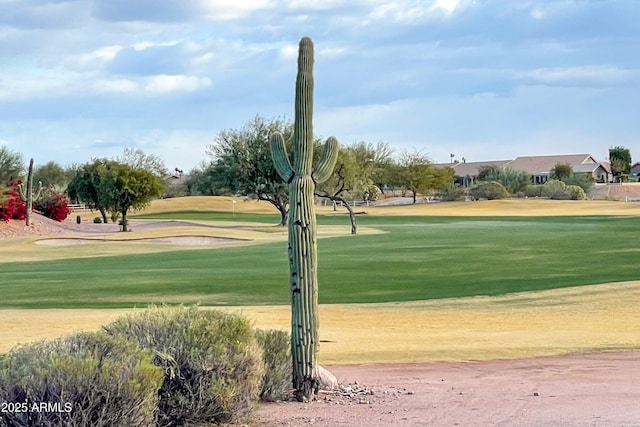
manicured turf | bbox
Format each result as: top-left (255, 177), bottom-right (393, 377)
top-left (2, 214), bottom-right (640, 308)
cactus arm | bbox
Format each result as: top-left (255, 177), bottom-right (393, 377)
top-left (312, 137), bottom-right (339, 184)
top-left (17, 182), bottom-right (26, 201)
top-left (270, 133), bottom-right (294, 183)
top-left (34, 181), bottom-right (43, 201)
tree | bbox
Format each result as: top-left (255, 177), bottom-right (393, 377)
top-left (315, 148), bottom-right (359, 233)
top-left (609, 146), bottom-right (632, 181)
top-left (34, 161), bottom-right (68, 191)
top-left (205, 115), bottom-right (295, 225)
top-left (116, 147), bottom-right (168, 178)
top-left (67, 159), bottom-right (111, 223)
top-left (100, 161), bottom-right (163, 232)
top-left (396, 150), bottom-right (453, 203)
top-left (550, 163), bottom-right (572, 180)
top-left (186, 162), bottom-right (219, 196)
top-left (0, 146), bottom-right (24, 185)
top-left (314, 141), bottom-right (389, 234)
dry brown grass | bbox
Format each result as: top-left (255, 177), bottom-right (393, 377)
top-left (2, 281), bottom-right (639, 363)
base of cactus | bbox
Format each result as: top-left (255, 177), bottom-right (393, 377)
top-left (293, 377), bottom-right (319, 402)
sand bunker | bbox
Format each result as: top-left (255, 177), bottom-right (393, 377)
top-left (35, 236), bottom-right (242, 246)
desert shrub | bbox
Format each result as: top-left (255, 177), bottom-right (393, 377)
top-left (438, 184), bottom-right (466, 201)
top-left (362, 185), bottom-right (382, 202)
top-left (256, 329), bottom-right (292, 401)
top-left (479, 167), bottom-right (530, 195)
top-left (103, 306), bottom-right (265, 427)
top-left (93, 217), bottom-right (102, 223)
top-left (468, 181), bottom-right (509, 200)
top-left (541, 180), bottom-right (568, 199)
top-left (523, 184), bottom-right (543, 198)
top-left (566, 185), bottom-right (586, 200)
top-left (34, 188), bottom-right (71, 222)
top-left (562, 173), bottom-right (595, 193)
top-left (0, 180), bottom-right (26, 222)
top-left (0, 332), bottom-right (163, 427)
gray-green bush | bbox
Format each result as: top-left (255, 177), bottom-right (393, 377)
top-left (540, 180), bottom-right (586, 200)
top-left (438, 184), bottom-right (466, 201)
top-left (256, 329), bottom-right (292, 401)
top-left (469, 181), bottom-right (510, 200)
top-left (479, 167), bottom-right (531, 195)
top-left (103, 306), bottom-right (264, 427)
top-left (0, 332), bottom-right (163, 427)
top-left (523, 184), bottom-right (543, 198)
top-left (541, 180), bottom-right (567, 199)
top-left (562, 173), bottom-right (594, 193)
top-left (566, 184), bottom-right (586, 200)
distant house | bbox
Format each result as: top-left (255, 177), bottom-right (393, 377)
top-left (631, 162), bottom-right (640, 181)
top-left (435, 160), bottom-right (512, 187)
top-left (437, 153), bottom-right (612, 186)
top-left (506, 154), bottom-right (610, 184)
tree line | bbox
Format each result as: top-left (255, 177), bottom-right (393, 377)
top-left (187, 116), bottom-right (454, 232)
top-left (1, 117), bottom-right (634, 231)
top-left (1, 147), bottom-right (165, 230)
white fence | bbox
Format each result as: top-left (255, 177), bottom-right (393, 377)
top-left (68, 203), bottom-right (88, 211)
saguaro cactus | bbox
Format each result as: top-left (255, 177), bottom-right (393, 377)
top-left (270, 36), bottom-right (339, 402)
top-left (18, 158), bottom-right (43, 227)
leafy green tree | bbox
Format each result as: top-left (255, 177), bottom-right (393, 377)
top-left (186, 162), bottom-right (218, 196)
top-left (116, 147), bottom-right (168, 178)
top-left (0, 146), bottom-right (24, 185)
top-left (315, 148), bottom-right (360, 234)
top-left (67, 159), bottom-right (111, 223)
top-left (204, 116), bottom-right (295, 225)
top-left (314, 141), bottom-right (391, 234)
top-left (609, 146), bottom-right (632, 181)
top-left (396, 150), bottom-right (453, 203)
top-left (100, 162), bottom-right (163, 232)
top-left (355, 141), bottom-right (394, 194)
top-left (34, 161), bottom-right (68, 191)
top-left (550, 163), bottom-right (572, 180)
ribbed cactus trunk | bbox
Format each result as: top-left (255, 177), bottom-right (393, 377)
top-left (270, 37), bottom-right (339, 402)
top-left (18, 158), bottom-right (42, 227)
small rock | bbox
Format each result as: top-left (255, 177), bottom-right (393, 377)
top-left (317, 365), bottom-right (339, 391)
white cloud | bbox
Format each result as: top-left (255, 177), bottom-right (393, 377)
top-left (0, 72), bottom-right (70, 101)
top-left (93, 78), bottom-right (138, 93)
top-left (198, 0), bottom-right (274, 20)
top-left (144, 75), bottom-right (212, 93)
top-left (279, 44), bottom-right (298, 60)
top-left (525, 66), bottom-right (630, 84)
top-left (530, 8), bottom-right (545, 20)
top-left (431, 0), bottom-right (461, 14)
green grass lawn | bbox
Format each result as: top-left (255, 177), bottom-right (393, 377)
top-left (2, 213), bottom-right (639, 308)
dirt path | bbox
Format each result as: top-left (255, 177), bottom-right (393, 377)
top-left (254, 351), bottom-right (640, 426)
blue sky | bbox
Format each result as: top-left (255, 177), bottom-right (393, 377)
top-left (1, 0), bottom-right (638, 171)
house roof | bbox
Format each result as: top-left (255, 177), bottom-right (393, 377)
top-left (572, 163), bottom-right (605, 174)
top-left (435, 160), bottom-right (512, 177)
top-left (506, 154), bottom-right (597, 175)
